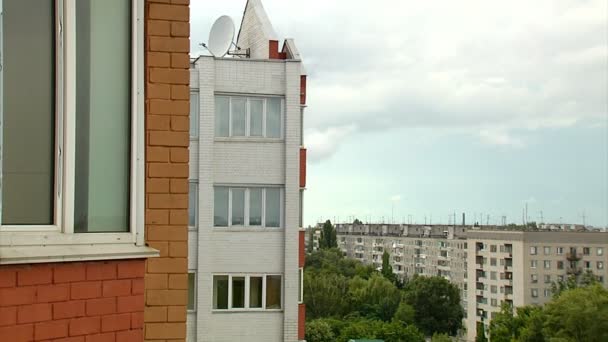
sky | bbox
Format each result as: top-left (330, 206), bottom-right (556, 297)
top-left (191, 0), bottom-right (608, 227)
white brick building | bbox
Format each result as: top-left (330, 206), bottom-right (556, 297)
top-left (187, 1), bottom-right (307, 341)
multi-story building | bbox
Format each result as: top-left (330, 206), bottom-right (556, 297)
top-left (336, 223), bottom-right (470, 316)
top-left (188, 1), bottom-right (307, 341)
top-left (466, 229), bottom-right (608, 341)
top-left (0, 1), bottom-right (191, 341)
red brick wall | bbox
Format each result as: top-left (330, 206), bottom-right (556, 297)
top-left (144, 0), bottom-right (190, 341)
top-left (299, 148), bottom-right (307, 189)
top-left (298, 303), bottom-right (306, 340)
top-left (0, 260), bottom-right (145, 342)
top-left (300, 75), bottom-right (307, 105)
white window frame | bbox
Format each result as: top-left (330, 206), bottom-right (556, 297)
top-left (212, 273), bottom-right (283, 312)
top-left (188, 181), bottom-right (198, 230)
top-left (0, 0), bottom-right (150, 264)
top-left (190, 91), bottom-right (199, 139)
top-left (298, 267), bottom-right (304, 304)
top-left (214, 95), bottom-right (284, 139)
top-left (214, 186), bottom-right (284, 229)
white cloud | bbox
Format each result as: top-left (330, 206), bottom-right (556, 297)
top-left (390, 195), bottom-right (402, 202)
top-left (479, 129), bottom-right (524, 148)
top-left (305, 124), bottom-right (357, 163)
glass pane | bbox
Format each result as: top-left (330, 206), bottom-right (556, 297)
top-left (298, 269), bottom-right (303, 303)
top-left (231, 188), bottom-right (245, 226)
top-left (188, 183), bottom-right (197, 228)
top-left (249, 277), bottom-right (263, 308)
top-left (187, 273), bottom-right (195, 311)
top-left (266, 275), bottom-right (281, 309)
top-left (249, 188), bottom-right (262, 226)
top-left (190, 92), bottom-right (198, 138)
top-left (266, 98), bottom-right (281, 138)
top-left (232, 276), bottom-right (245, 309)
top-left (231, 98), bottom-right (246, 136)
top-left (2, 0), bottom-right (55, 224)
top-left (215, 97), bottom-right (229, 137)
top-left (250, 99), bottom-right (263, 137)
top-left (265, 188), bottom-right (280, 227)
top-left (213, 275), bottom-right (228, 310)
top-left (74, 0), bottom-right (131, 232)
top-left (214, 187), bottom-right (228, 227)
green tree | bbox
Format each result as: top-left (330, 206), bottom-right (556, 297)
top-left (404, 276), bottom-right (463, 336)
top-left (551, 271), bottom-right (598, 298)
top-left (306, 319), bottom-right (336, 342)
top-left (348, 274), bottom-right (401, 321)
top-left (475, 322), bottom-right (488, 342)
top-left (353, 218), bottom-right (363, 225)
top-left (304, 271), bottom-right (350, 319)
top-left (381, 251), bottom-right (396, 283)
top-left (543, 284), bottom-right (608, 342)
top-left (431, 332), bottom-right (452, 342)
top-left (489, 304), bottom-right (545, 342)
top-left (307, 228), bottom-right (314, 253)
top-left (392, 301), bottom-right (415, 326)
top-left (319, 220), bottom-right (337, 249)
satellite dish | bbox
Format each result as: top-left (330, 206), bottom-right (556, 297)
top-left (208, 16), bottom-right (235, 57)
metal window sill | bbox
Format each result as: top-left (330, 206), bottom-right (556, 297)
top-left (0, 244), bottom-right (159, 265)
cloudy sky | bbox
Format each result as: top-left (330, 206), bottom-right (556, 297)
top-left (191, 0), bottom-right (608, 227)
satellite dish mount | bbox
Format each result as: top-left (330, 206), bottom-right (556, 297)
top-left (201, 15), bottom-right (249, 58)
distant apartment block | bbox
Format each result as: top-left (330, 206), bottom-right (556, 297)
top-left (187, 1), bottom-right (307, 341)
top-left (334, 223), bottom-right (608, 341)
top-left (466, 230), bottom-right (608, 341)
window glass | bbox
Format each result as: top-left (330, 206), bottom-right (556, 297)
top-left (190, 92), bottom-right (199, 138)
top-left (215, 97), bottom-right (229, 137)
top-left (298, 268), bottom-right (303, 303)
top-left (2, 0), bottom-right (55, 225)
top-left (231, 188), bottom-right (245, 226)
top-left (249, 188), bottom-right (262, 226)
top-left (231, 98), bottom-right (246, 136)
top-left (213, 275), bottom-right (228, 309)
top-left (250, 99), bottom-right (263, 137)
top-left (214, 187), bottom-right (229, 227)
top-left (74, 0), bottom-right (131, 232)
top-left (266, 275), bottom-right (281, 309)
top-left (187, 273), bottom-right (195, 311)
top-left (266, 98), bottom-right (281, 138)
top-left (232, 276), bottom-right (245, 309)
top-left (188, 183), bottom-right (197, 228)
top-left (249, 276), bottom-right (263, 308)
top-left (265, 188), bottom-right (280, 227)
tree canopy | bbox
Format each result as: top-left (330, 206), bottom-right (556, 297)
top-left (319, 220), bottom-right (337, 249)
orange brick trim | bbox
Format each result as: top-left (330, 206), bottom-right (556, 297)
top-left (298, 303), bottom-right (306, 340)
top-left (144, 0), bottom-right (190, 341)
top-left (0, 260), bottom-right (145, 342)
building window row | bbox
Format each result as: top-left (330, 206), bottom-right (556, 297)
top-left (215, 96), bottom-right (283, 138)
top-left (531, 259), bottom-right (604, 270)
top-left (212, 274), bottom-right (282, 311)
top-left (214, 186), bottom-right (282, 228)
top-left (531, 246), bottom-right (603, 256)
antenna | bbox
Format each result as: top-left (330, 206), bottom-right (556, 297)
top-left (202, 16), bottom-right (250, 58)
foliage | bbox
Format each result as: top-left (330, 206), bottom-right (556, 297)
top-left (304, 270), bottom-right (350, 319)
top-left (489, 304), bottom-right (545, 342)
top-left (475, 322), bottom-right (488, 342)
top-left (305, 319), bottom-right (335, 342)
top-left (307, 228), bottom-right (314, 253)
top-left (403, 275), bottom-right (463, 336)
top-left (543, 284), bottom-right (608, 342)
top-left (353, 218), bottom-right (363, 225)
top-left (551, 271), bottom-right (598, 298)
top-left (347, 274), bottom-right (402, 321)
top-left (381, 251), bottom-right (397, 284)
top-left (431, 332), bottom-right (452, 342)
top-left (392, 301), bottom-right (415, 326)
top-left (319, 220), bottom-right (337, 249)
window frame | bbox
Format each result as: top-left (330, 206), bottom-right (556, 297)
top-left (298, 267), bottom-right (304, 304)
top-left (212, 273), bottom-right (283, 312)
top-left (214, 94), bottom-right (284, 139)
top-left (0, 0), bottom-right (147, 257)
top-left (188, 181), bottom-right (198, 230)
top-left (187, 271), bottom-right (197, 312)
top-left (213, 186), bottom-right (284, 229)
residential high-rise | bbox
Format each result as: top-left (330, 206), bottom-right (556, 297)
top-left (188, 1), bottom-right (307, 341)
top-left (466, 229), bottom-right (608, 341)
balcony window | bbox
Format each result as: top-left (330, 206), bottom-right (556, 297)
top-left (530, 260), bottom-right (537, 268)
top-left (531, 274), bottom-right (538, 283)
top-left (531, 289), bottom-right (538, 298)
top-left (544, 275), bottom-right (551, 284)
top-left (544, 260), bottom-right (551, 269)
top-left (213, 274), bottom-right (282, 311)
top-left (583, 247), bottom-right (591, 256)
top-left (598, 247), bottom-right (604, 256)
top-left (556, 247), bottom-right (564, 255)
top-left (598, 261), bottom-right (604, 270)
top-left (214, 96), bottom-right (284, 138)
top-left (213, 186), bottom-right (283, 228)
top-left (0, 0), bottom-right (146, 253)
top-left (544, 288), bottom-right (551, 297)
top-left (530, 246), bottom-right (537, 255)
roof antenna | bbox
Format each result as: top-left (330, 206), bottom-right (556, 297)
top-left (200, 16), bottom-right (250, 58)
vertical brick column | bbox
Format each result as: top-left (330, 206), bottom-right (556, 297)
top-left (145, 1), bottom-right (190, 341)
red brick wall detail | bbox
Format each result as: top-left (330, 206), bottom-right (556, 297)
top-left (145, 0), bottom-right (190, 341)
top-left (0, 260), bottom-right (145, 342)
top-left (299, 148), bottom-right (307, 188)
top-left (298, 303), bottom-right (306, 340)
top-left (299, 231), bottom-right (305, 268)
top-left (269, 40), bottom-right (287, 59)
top-left (300, 75), bottom-right (307, 105)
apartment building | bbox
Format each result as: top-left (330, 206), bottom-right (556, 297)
top-left (188, 1), bottom-right (307, 341)
top-left (0, 1), bottom-right (190, 342)
top-left (336, 224), bottom-right (469, 315)
top-left (466, 230), bottom-right (608, 341)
